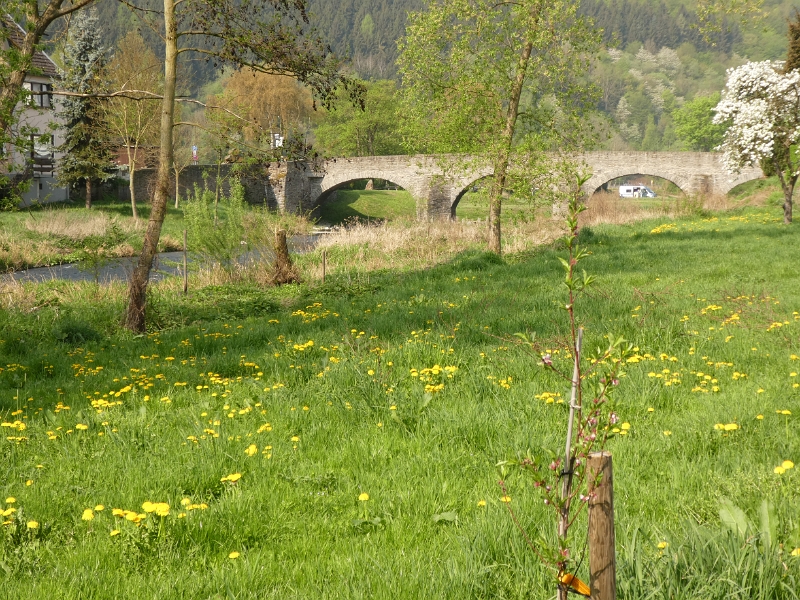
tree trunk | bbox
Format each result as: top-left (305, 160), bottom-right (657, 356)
top-left (129, 161), bottom-right (139, 220)
top-left (124, 0), bottom-right (177, 332)
top-left (272, 229), bottom-right (299, 285)
top-left (0, 70), bottom-right (29, 137)
top-left (776, 169), bottom-right (796, 224)
top-left (487, 39), bottom-right (534, 254)
top-left (215, 154), bottom-right (222, 225)
top-left (85, 178), bottom-right (92, 209)
top-left (785, 187), bottom-right (794, 224)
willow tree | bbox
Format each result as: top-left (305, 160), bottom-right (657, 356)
top-left (123, 0), bottom-right (361, 332)
top-left (397, 0), bottom-right (599, 253)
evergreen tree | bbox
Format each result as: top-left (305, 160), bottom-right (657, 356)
top-left (786, 10), bottom-right (800, 73)
top-left (57, 8), bottom-right (115, 208)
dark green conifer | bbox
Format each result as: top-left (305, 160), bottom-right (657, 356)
top-left (56, 7), bottom-right (115, 208)
top-left (786, 10), bottom-right (800, 73)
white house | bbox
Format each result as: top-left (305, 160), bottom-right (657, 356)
top-left (1, 15), bottom-right (68, 205)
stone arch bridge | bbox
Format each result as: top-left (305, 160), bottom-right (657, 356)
top-left (270, 152), bottom-right (763, 219)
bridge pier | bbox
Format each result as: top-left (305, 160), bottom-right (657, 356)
top-left (423, 177), bottom-right (456, 220)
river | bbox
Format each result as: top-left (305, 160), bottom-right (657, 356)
top-left (1, 234), bottom-right (322, 284)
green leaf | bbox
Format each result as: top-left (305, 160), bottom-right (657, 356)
top-left (432, 511), bottom-right (458, 523)
top-left (759, 499), bottom-right (777, 551)
top-left (719, 497), bottom-right (750, 540)
top-left (513, 331), bottom-right (536, 344)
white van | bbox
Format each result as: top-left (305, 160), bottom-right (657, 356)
top-left (619, 185), bottom-right (656, 198)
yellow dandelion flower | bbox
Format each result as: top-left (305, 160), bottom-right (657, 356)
top-left (81, 509), bottom-right (95, 521)
top-left (775, 466), bottom-right (786, 475)
top-left (27, 521), bottom-right (38, 529)
top-left (782, 460), bottom-right (795, 470)
top-left (791, 547), bottom-right (800, 556)
top-left (244, 444), bottom-right (258, 456)
top-left (5, 497), bottom-right (15, 504)
top-left (477, 500), bottom-right (486, 507)
top-left (94, 505), bottom-right (104, 511)
top-left (228, 551), bottom-right (240, 559)
top-left (110, 529), bottom-right (120, 537)
top-left (500, 495), bottom-right (511, 503)
top-left (358, 493), bottom-right (369, 502)
top-left (657, 541), bottom-right (668, 549)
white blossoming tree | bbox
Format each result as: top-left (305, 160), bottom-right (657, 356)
top-left (714, 61), bottom-right (800, 224)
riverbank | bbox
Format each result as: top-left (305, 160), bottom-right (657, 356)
top-left (4, 178), bottom-right (778, 274)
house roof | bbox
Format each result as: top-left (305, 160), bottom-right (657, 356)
top-left (2, 15), bottom-right (59, 79)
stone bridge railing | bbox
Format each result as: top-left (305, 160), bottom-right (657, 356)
top-left (281, 152), bottom-right (763, 219)
top-left (128, 152), bottom-right (764, 220)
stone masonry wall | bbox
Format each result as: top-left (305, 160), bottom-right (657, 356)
top-left (119, 163), bottom-right (287, 209)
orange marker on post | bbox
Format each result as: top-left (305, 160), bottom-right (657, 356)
top-left (559, 573), bottom-right (591, 597)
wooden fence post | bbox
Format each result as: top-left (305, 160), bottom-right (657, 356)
top-left (588, 451), bottom-right (616, 600)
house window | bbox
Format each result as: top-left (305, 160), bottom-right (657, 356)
top-left (23, 82), bottom-right (52, 108)
top-left (30, 134), bottom-right (54, 175)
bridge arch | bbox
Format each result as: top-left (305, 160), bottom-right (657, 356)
top-left (450, 175), bottom-right (495, 218)
top-left (584, 170), bottom-right (691, 197)
top-left (313, 176), bottom-right (410, 206)
top-left (311, 169), bottom-right (424, 208)
top-left (716, 171), bottom-right (765, 195)
top-left (449, 166), bottom-right (496, 217)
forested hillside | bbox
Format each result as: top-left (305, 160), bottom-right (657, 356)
top-left (80, 0), bottom-right (797, 153)
top-left (88, 0), bottom-right (794, 84)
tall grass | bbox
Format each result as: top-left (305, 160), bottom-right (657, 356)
top-left (24, 210), bottom-right (142, 240)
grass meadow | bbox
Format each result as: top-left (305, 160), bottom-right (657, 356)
top-left (316, 189), bottom-right (417, 224)
top-left (1, 204), bottom-right (800, 598)
top-left (0, 197), bottom-right (187, 272)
